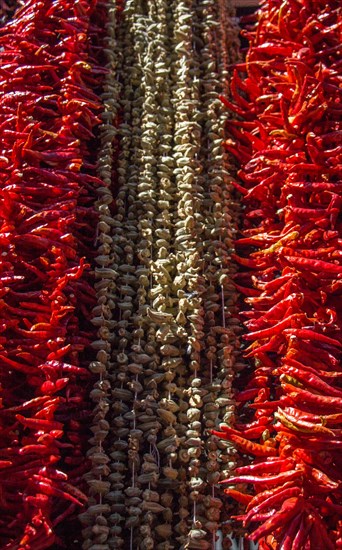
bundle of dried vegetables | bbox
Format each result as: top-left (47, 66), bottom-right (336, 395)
top-left (168, 1), bottom-right (240, 547)
top-left (80, 1), bottom-right (242, 549)
top-left (79, 2), bottom-right (123, 550)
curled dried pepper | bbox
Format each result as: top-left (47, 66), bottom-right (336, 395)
top-left (212, 430), bottom-right (277, 457)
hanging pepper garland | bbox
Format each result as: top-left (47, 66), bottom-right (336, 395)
top-left (0, 0), bottom-right (105, 548)
top-left (218, 0), bottom-right (342, 548)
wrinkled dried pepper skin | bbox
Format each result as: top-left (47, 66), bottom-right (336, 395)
top-left (220, 0), bottom-right (342, 548)
top-left (0, 0), bottom-right (104, 548)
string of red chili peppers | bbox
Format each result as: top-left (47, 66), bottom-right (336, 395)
top-left (0, 1), bottom-right (106, 548)
top-left (215, 0), bottom-right (342, 548)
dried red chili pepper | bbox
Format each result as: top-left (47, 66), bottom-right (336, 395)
top-left (243, 486), bottom-right (302, 526)
top-left (212, 430), bottom-right (277, 457)
top-left (282, 383), bottom-right (342, 412)
top-left (224, 489), bottom-right (252, 506)
top-left (279, 365), bottom-right (342, 398)
top-left (234, 458), bottom-right (294, 477)
top-left (249, 497), bottom-right (304, 542)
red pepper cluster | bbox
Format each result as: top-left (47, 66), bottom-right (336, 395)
top-left (0, 1), bottom-right (104, 548)
top-left (217, 0), bottom-right (342, 548)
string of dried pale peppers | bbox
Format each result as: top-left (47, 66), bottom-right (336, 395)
top-left (79, 1), bottom-right (241, 548)
top-left (218, 0), bottom-right (342, 549)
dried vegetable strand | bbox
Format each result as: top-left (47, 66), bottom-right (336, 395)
top-left (0, 0), bottom-right (104, 548)
top-left (100, 4), bottom-right (143, 548)
top-left (136, 1), bottom-right (179, 548)
top-left (194, 1), bottom-right (243, 548)
top-left (168, 1), bottom-right (205, 547)
top-left (117, 6), bottom-right (158, 549)
top-left (217, 0), bottom-right (240, 73)
top-left (94, 1), bottom-right (164, 545)
top-left (164, 1), bottom-right (243, 547)
top-left (131, 3), bottom-right (164, 549)
top-left (219, 0), bottom-right (342, 548)
top-left (149, 1), bottom-right (180, 548)
top-left (79, 1), bottom-right (122, 549)
top-left (102, 1), bottom-right (148, 548)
